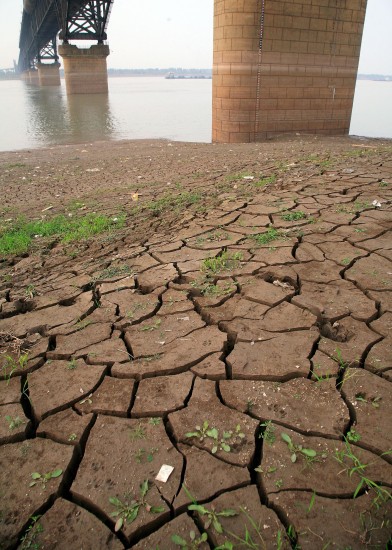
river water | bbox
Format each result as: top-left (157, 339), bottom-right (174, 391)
top-left (0, 77), bottom-right (391, 152)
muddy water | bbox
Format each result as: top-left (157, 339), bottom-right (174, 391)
top-left (0, 76), bottom-right (391, 152)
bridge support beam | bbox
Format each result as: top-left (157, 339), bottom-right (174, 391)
top-left (37, 62), bottom-right (61, 86)
top-left (58, 44), bottom-right (110, 94)
top-left (212, 0), bottom-right (367, 143)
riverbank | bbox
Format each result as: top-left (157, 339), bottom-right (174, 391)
top-left (0, 135), bottom-right (391, 548)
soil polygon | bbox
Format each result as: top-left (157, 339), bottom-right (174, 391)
top-left (220, 378), bottom-right (349, 436)
top-left (292, 279), bottom-right (377, 322)
top-left (28, 359), bottom-right (105, 420)
top-left (71, 416), bottom-right (180, 538)
top-left (0, 438), bottom-right (73, 548)
top-left (260, 426), bottom-right (392, 496)
top-left (227, 329), bottom-right (319, 380)
top-left (37, 408), bottom-right (93, 445)
top-left (17, 498), bottom-right (122, 549)
top-left (270, 491), bottom-right (392, 549)
top-left (174, 444), bottom-right (249, 509)
top-left (168, 378), bottom-right (258, 466)
top-left (75, 376), bottom-right (134, 416)
top-left (194, 485), bottom-right (288, 549)
top-left (131, 514), bottom-right (208, 549)
top-left (132, 372), bottom-right (193, 416)
top-left (0, 402), bottom-right (28, 443)
top-left (341, 368), bottom-right (392, 454)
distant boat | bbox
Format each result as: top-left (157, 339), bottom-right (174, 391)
top-left (165, 72), bottom-right (211, 80)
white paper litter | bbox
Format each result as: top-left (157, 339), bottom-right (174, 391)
top-left (155, 464), bottom-right (174, 483)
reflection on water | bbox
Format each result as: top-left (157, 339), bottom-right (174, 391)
top-left (25, 83), bottom-right (115, 146)
top-left (0, 77), bottom-right (213, 152)
top-left (0, 77), bottom-right (390, 152)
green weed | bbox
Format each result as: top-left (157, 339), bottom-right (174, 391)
top-left (201, 251), bottom-right (243, 274)
top-left (254, 174), bottom-right (277, 187)
top-left (29, 469), bottom-right (63, 489)
top-left (188, 503), bottom-right (237, 534)
top-left (333, 441), bottom-right (392, 508)
top-left (93, 264), bottom-right (133, 281)
top-left (109, 480), bottom-right (164, 531)
top-left (250, 228), bottom-right (283, 245)
top-left (281, 432), bottom-right (317, 464)
top-left (5, 415), bottom-right (25, 430)
top-left (20, 515), bottom-right (43, 550)
top-left (280, 211), bottom-right (306, 222)
top-left (172, 531), bottom-right (208, 549)
top-left (1, 352), bottom-right (29, 381)
top-left (142, 192), bottom-right (202, 215)
top-left (259, 421), bottom-right (276, 446)
top-left (0, 213), bottom-right (126, 256)
top-left (129, 423), bottom-right (146, 440)
top-left (185, 421), bottom-right (246, 454)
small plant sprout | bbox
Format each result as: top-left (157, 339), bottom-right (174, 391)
top-left (346, 428), bottom-right (361, 443)
top-left (20, 515), bottom-right (43, 550)
top-left (139, 319), bottom-right (162, 331)
top-left (334, 441), bottom-right (392, 508)
top-left (67, 358), bottom-right (77, 370)
top-left (68, 433), bottom-right (77, 442)
top-left (215, 506), bottom-right (274, 549)
top-left (129, 423), bottom-right (146, 440)
top-left (149, 417), bottom-right (161, 426)
top-left (2, 352), bottom-right (29, 381)
top-left (259, 421), bottom-right (276, 445)
top-left (188, 503), bottom-right (238, 534)
top-left (29, 469), bottom-right (63, 489)
top-left (109, 480), bottom-right (164, 532)
top-left (280, 210), bottom-right (306, 222)
top-left (201, 251), bottom-right (243, 274)
top-left (5, 415), bottom-right (25, 430)
top-left (281, 433), bottom-right (317, 464)
top-left (185, 422), bottom-right (245, 454)
top-left (25, 284), bottom-right (36, 299)
top-left (134, 447), bottom-right (158, 463)
top-left (171, 531), bottom-right (208, 549)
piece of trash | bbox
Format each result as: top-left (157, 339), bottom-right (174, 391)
top-left (155, 464), bottom-right (174, 483)
top-left (131, 193), bottom-right (139, 202)
top-left (333, 321), bottom-right (339, 328)
top-left (243, 176), bottom-right (254, 180)
top-left (177, 316), bottom-right (190, 321)
top-left (85, 168), bottom-right (101, 172)
top-left (41, 206), bottom-right (54, 212)
top-left (272, 280), bottom-right (291, 289)
top-left (112, 217), bottom-right (118, 222)
top-left (372, 200), bottom-right (381, 208)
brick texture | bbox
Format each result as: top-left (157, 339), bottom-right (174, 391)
top-left (212, 0), bottom-right (367, 142)
top-left (59, 45), bottom-right (109, 95)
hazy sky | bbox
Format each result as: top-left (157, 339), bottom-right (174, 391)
top-left (0, 0), bottom-right (391, 73)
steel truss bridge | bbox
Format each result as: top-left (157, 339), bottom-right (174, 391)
top-left (18, 0), bottom-right (114, 72)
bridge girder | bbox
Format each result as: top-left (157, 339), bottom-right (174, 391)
top-left (18, 0), bottom-right (113, 72)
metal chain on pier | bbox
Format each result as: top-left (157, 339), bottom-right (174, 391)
top-left (255, 0), bottom-right (266, 138)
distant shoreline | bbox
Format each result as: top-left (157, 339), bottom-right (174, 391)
top-left (0, 71), bottom-right (390, 82)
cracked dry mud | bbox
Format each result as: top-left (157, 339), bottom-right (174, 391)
top-left (0, 135), bottom-right (391, 549)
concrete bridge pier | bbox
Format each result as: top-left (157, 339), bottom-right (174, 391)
top-left (22, 69), bottom-right (40, 85)
top-left (37, 62), bottom-right (61, 86)
top-left (58, 44), bottom-right (110, 94)
top-left (213, 0), bottom-right (367, 143)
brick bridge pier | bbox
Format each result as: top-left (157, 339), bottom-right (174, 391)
top-left (212, 0), bottom-right (367, 142)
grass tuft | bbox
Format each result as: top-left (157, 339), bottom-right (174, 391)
top-left (0, 213), bottom-right (126, 256)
